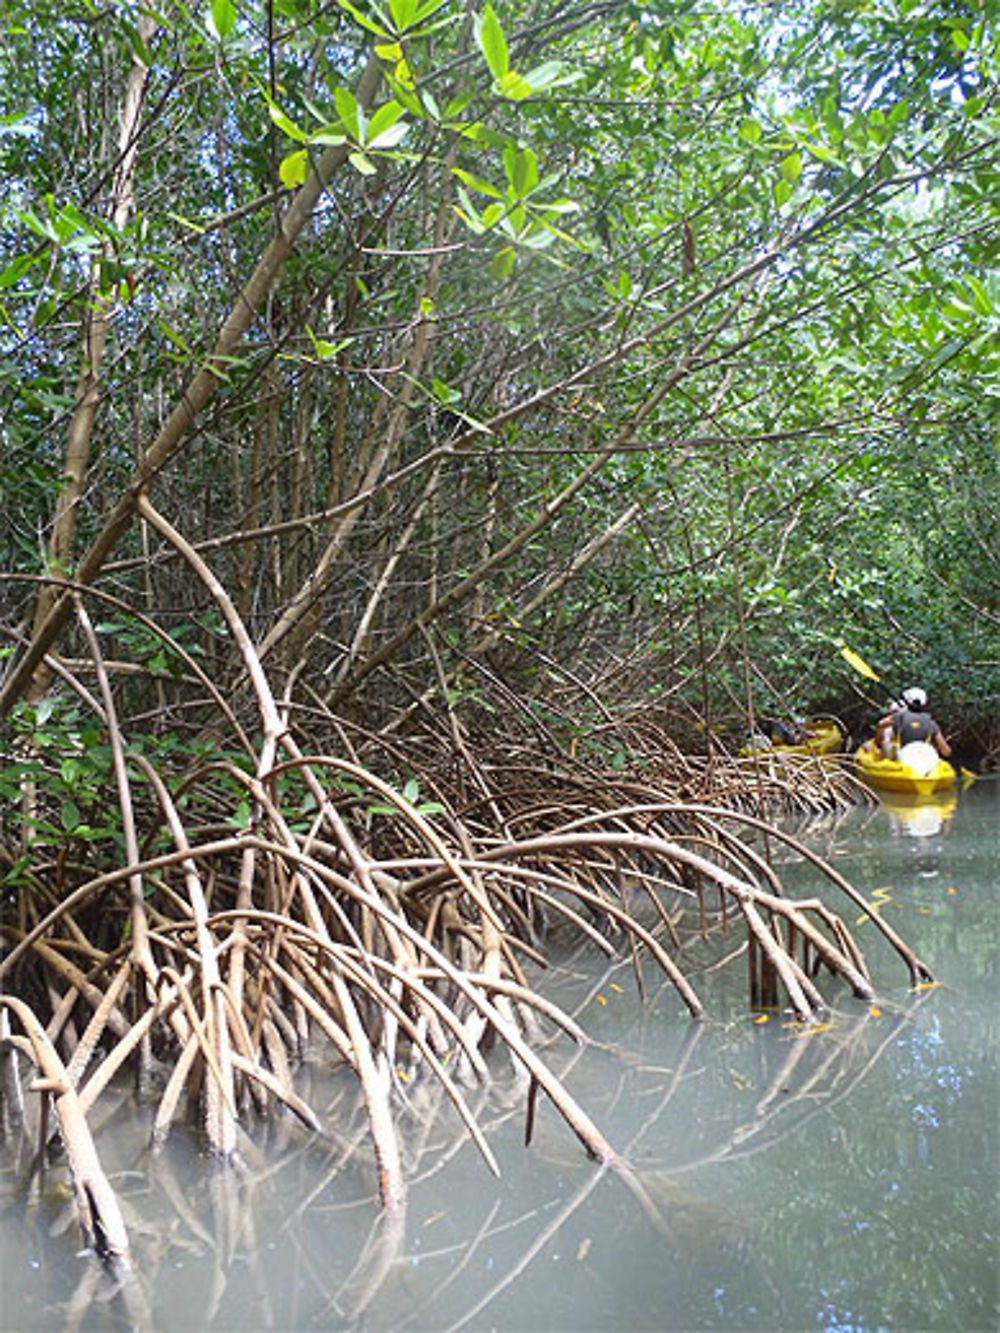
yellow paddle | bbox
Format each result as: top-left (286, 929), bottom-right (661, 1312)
top-left (838, 642), bottom-right (883, 685)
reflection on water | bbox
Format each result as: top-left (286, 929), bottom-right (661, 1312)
top-left (2, 784), bottom-right (997, 1331)
top-left (880, 790), bottom-right (958, 840)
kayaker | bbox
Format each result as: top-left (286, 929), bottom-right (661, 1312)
top-left (760, 716), bottom-right (805, 746)
top-left (875, 688), bottom-right (952, 759)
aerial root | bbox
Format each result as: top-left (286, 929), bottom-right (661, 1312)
top-left (1, 631), bottom-right (930, 1241)
top-left (0, 995), bottom-right (130, 1263)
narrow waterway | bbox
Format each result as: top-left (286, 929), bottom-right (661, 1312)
top-left (2, 782), bottom-right (997, 1331)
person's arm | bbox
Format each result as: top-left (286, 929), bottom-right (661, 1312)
top-left (933, 725), bottom-right (952, 758)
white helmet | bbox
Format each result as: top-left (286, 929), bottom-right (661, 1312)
top-left (902, 687), bottom-right (927, 709)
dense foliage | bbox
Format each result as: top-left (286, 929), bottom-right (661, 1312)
top-left (2, 0), bottom-right (997, 761)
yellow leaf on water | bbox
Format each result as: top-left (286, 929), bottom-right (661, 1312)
top-left (912, 980), bottom-right (943, 992)
top-left (946, 887), bottom-right (958, 896)
top-left (856, 886), bottom-right (893, 925)
top-left (596, 994), bottom-right (607, 1005)
top-left (868, 1005), bottom-right (883, 1018)
top-left (422, 1212), bottom-right (446, 1228)
top-left (789, 1023), bottom-right (834, 1038)
top-left (576, 1237), bottom-right (592, 1262)
top-left (753, 1014), bottom-right (769, 1024)
top-left (609, 983), bottom-right (624, 993)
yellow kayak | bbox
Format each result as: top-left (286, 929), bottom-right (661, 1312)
top-left (792, 719), bottom-right (843, 756)
top-left (741, 718), bottom-right (842, 758)
top-left (854, 739), bottom-right (956, 797)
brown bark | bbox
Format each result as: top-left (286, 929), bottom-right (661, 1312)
top-left (0, 53), bottom-right (384, 718)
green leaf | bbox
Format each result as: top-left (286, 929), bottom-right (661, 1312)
top-left (208, 0), bottom-right (237, 39)
top-left (498, 69), bottom-right (532, 100)
top-left (365, 101), bottom-right (408, 148)
top-left (490, 245), bottom-right (516, 279)
top-left (334, 87), bottom-right (361, 140)
top-left (349, 150), bottom-right (377, 175)
top-left (414, 0), bottom-right (450, 21)
top-left (452, 166), bottom-right (502, 198)
top-left (476, 3), bottom-right (508, 79)
top-left (781, 151), bottom-right (802, 184)
top-left (334, 0), bottom-right (391, 37)
top-left (389, 0), bottom-right (416, 30)
top-left (268, 103), bottom-right (307, 142)
top-left (306, 326), bottom-right (355, 359)
top-left (61, 800), bottom-right (81, 833)
top-left (279, 149), bottom-right (309, 187)
top-left (0, 112), bottom-right (39, 139)
top-left (966, 276), bottom-right (992, 317)
top-left (310, 125), bottom-right (348, 146)
top-left (0, 252), bottom-right (39, 288)
top-left (157, 319), bottom-right (192, 354)
top-left (453, 185), bottom-right (483, 232)
top-left (431, 377), bottom-right (461, 404)
top-left (369, 122), bottom-right (408, 149)
top-left (521, 60), bottom-right (573, 92)
top-left (503, 146), bottom-right (538, 197)
top-left (739, 117), bottom-right (762, 144)
top-left (774, 177), bottom-right (793, 208)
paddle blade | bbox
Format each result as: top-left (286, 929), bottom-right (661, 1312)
top-left (839, 642), bottom-right (882, 683)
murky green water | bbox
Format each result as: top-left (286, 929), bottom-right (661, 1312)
top-left (2, 782), bottom-right (997, 1331)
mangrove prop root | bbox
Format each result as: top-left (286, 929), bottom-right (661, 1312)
top-left (0, 995), bottom-right (130, 1262)
top-left (1, 651), bottom-right (933, 1245)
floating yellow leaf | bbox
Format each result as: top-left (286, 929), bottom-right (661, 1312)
top-left (912, 980), bottom-right (943, 992)
top-left (868, 1005), bottom-right (883, 1018)
top-left (789, 1022), bottom-right (834, 1038)
top-left (752, 1013), bottom-right (770, 1024)
top-left (596, 994), bottom-right (607, 1005)
top-left (422, 1212), bottom-right (445, 1228)
top-left (576, 1237), bottom-right (592, 1262)
top-left (396, 1066), bottom-right (410, 1083)
top-left (856, 886), bottom-right (893, 925)
top-left (946, 887), bottom-right (958, 896)
top-left (609, 983), bottom-right (623, 993)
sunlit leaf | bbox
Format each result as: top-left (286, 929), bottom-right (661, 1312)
top-left (279, 149), bottom-right (309, 188)
top-left (268, 103), bottom-right (307, 142)
top-left (208, 0), bottom-right (236, 40)
top-left (476, 2), bottom-right (508, 80)
top-left (780, 150), bottom-right (802, 184)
